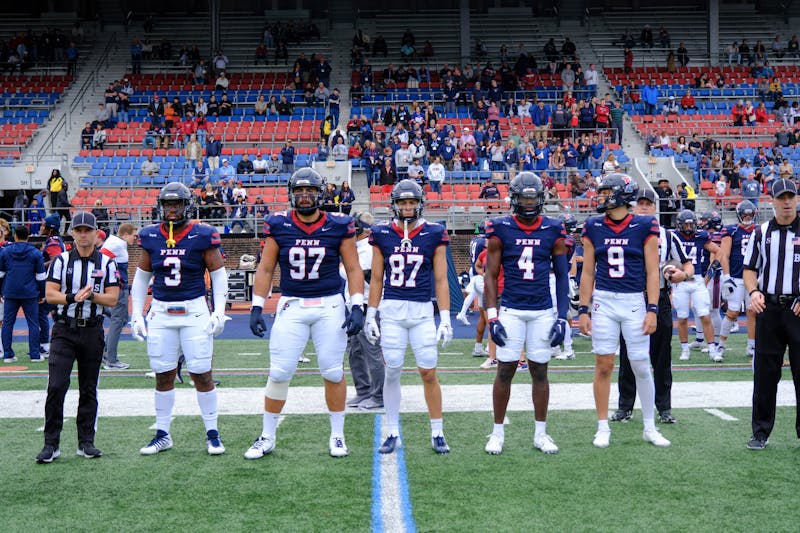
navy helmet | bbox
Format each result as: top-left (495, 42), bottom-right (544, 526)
top-left (509, 171), bottom-right (545, 219)
top-left (391, 179), bottom-right (425, 221)
top-left (596, 173), bottom-right (638, 213)
top-left (562, 212), bottom-right (578, 233)
top-left (289, 168), bottom-right (325, 215)
top-left (676, 209), bottom-right (697, 236)
top-left (158, 182), bottom-right (194, 224)
top-left (706, 210), bottom-right (723, 232)
top-left (736, 200), bottom-right (757, 226)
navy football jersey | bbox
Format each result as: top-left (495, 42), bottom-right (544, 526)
top-left (139, 222), bottom-right (221, 301)
top-left (564, 234), bottom-right (576, 262)
top-left (486, 215), bottom-right (566, 311)
top-left (700, 230), bottom-right (723, 276)
top-left (675, 229), bottom-right (711, 276)
top-left (370, 219), bottom-right (449, 302)
top-left (583, 214), bottom-right (659, 293)
top-left (469, 235), bottom-right (486, 276)
top-left (720, 223), bottom-right (755, 278)
top-left (266, 211), bottom-right (355, 298)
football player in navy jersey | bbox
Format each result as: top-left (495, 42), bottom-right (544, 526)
top-left (578, 173), bottom-right (671, 448)
top-left (483, 172), bottom-right (570, 455)
top-left (467, 222), bottom-right (488, 356)
top-left (690, 211), bottom-right (725, 353)
top-left (551, 212), bottom-right (577, 360)
top-left (366, 179), bottom-right (453, 455)
top-left (718, 200), bottom-right (757, 358)
top-left (673, 210), bottom-right (723, 362)
top-left (130, 182), bottom-right (230, 456)
top-left (245, 169), bottom-right (365, 459)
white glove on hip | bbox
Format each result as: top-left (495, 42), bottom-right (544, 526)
top-left (131, 316), bottom-right (147, 342)
top-left (205, 313), bottom-right (231, 337)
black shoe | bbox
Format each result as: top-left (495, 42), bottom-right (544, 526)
top-left (36, 444), bottom-right (60, 463)
top-left (747, 435), bottom-right (769, 450)
top-left (659, 410), bottom-right (677, 424)
top-left (610, 409), bottom-right (633, 422)
top-left (76, 442), bottom-right (103, 458)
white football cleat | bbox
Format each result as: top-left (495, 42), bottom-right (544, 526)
top-left (730, 322), bottom-right (740, 333)
top-left (298, 355), bottom-right (311, 363)
top-left (485, 433), bottom-right (504, 455)
top-left (746, 345), bottom-right (755, 358)
top-left (688, 340), bottom-right (706, 350)
top-left (140, 430), bottom-right (173, 455)
top-left (554, 347), bottom-right (575, 360)
top-left (533, 434), bottom-right (559, 454)
top-left (593, 429), bottom-right (611, 448)
top-left (679, 348), bottom-right (690, 361)
top-left (709, 346), bottom-right (724, 363)
top-left (643, 428), bottom-right (671, 447)
top-left (479, 358), bottom-right (497, 369)
top-left (244, 436), bottom-right (275, 459)
top-left (206, 430), bottom-right (225, 455)
top-left (550, 347), bottom-right (563, 359)
top-left (329, 436), bottom-right (349, 458)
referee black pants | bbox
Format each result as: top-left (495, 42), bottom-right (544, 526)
top-left (618, 289), bottom-right (673, 412)
top-left (43, 323), bottom-right (105, 447)
top-left (752, 303), bottom-right (800, 440)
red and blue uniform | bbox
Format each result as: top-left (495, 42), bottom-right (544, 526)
top-left (720, 224), bottom-right (754, 278)
top-left (676, 229), bottom-right (711, 276)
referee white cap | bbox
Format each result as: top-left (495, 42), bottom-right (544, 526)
top-left (771, 179), bottom-right (797, 198)
top-left (71, 211), bottom-right (97, 230)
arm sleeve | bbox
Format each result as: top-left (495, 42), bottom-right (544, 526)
top-left (553, 253), bottom-right (570, 320)
top-left (130, 268), bottom-right (154, 319)
top-left (209, 267), bottom-right (228, 315)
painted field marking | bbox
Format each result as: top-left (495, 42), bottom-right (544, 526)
top-left (704, 408), bottom-right (739, 421)
top-left (37, 418), bottom-right (69, 432)
top-left (372, 416), bottom-right (416, 533)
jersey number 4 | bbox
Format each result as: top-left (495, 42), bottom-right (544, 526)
top-left (518, 246), bottom-right (535, 280)
top-left (289, 246), bottom-right (325, 280)
top-left (388, 253), bottom-right (423, 287)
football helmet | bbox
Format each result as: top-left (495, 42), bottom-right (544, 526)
top-left (391, 179), bottom-right (425, 221)
top-left (562, 212), bottom-right (578, 233)
top-left (289, 168), bottom-right (325, 215)
top-left (696, 211), bottom-right (710, 230)
top-left (158, 182), bottom-right (194, 224)
top-left (353, 211), bottom-right (374, 236)
top-left (706, 210), bottom-right (723, 232)
top-left (676, 209), bottom-right (697, 236)
top-left (736, 200), bottom-right (757, 226)
top-left (596, 173), bottom-right (638, 213)
top-left (509, 171), bottom-right (545, 219)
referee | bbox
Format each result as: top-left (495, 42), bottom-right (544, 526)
top-left (36, 212), bottom-right (120, 463)
top-left (612, 189), bottom-right (693, 424)
top-left (743, 179), bottom-right (800, 450)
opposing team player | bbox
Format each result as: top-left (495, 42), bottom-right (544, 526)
top-left (578, 174), bottom-right (670, 448)
top-left (365, 179), bottom-right (453, 455)
top-left (245, 169), bottom-right (364, 459)
top-left (131, 183), bottom-right (230, 456)
top-left (672, 210), bottom-right (723, 362)
top-left (718, 200), bottom-right (757, 358)
top-left (483, 172), bottom-right (570, 455)
top-left (551, 212), bottom-right (577, 360)
top-left (690, 211), bottom-right (725, 353)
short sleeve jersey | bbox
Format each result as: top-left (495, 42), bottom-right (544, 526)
top-left (675, 229), bottom-right (711, 276)
top-left (582, 213), bottom-right (659, 293)
top-left (139, 222), bottom-right (221, 301)
top-left (370, 219), bottom-right (448, 302)
top-left (469, 235), bottom-right (486, 275)
top-left (486, 215), bottom-right (566, 310)
top-left (266, 211), bottom-right (354, 298)
top-left (720, 223), bottom-right (755, 278)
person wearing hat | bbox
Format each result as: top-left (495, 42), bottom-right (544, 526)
top-left (662, 95), bottom-right (680, 119)
top-left (36, 211), bottom-right (120, 463)
top-left (744, 179), bottom-right (800, 450)
top-left (219, 158), bottom-right (235, 178)
top-left (252, 153), bottom-right (268, 174)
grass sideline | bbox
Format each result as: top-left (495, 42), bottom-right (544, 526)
top-left (3, 408), bottom-right (800, 532)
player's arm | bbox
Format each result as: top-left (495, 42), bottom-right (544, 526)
top-left (433, 244), bottom-right (450, 312)
top-left (339, 236), bottom-right (364, 304)
top-left (367, 246), bottom-right (385, 309)
top-left (552, 240), bottom-right (569, 320)
top-left (483, 237), bottom-right (501, 312)
top-left (718, 235), bottom-right (732, 276)
top-left (252, 237), bottom-right (278, 303)
top-left (704, 240), bottom-right (720, 257)
top-left (643, 234), bottom-right (660, 334)
top-left (130, 249), bottom-right (153, 322)
top-left (578, 237), bottom-right (596, 335)
top-left (204, 246), bottom-right (228, 317)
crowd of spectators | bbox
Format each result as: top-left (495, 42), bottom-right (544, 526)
top-left (0, 25), bottom-right (83, 74)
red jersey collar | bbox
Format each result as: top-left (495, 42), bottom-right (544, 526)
top-left (392, 220), bottom-right (425, 239)
top-left (604, 213), bottom-right (633, 234)
top-left (159, 222), bottom-right (194, 243)
top-left (512, 214), bottom-right (543, 232)
top-left (291, 211), bottom-right (328, 234)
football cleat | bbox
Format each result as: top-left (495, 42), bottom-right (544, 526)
top-left (679, 348), bottom-right (690, 361)
top-left (472, 346), bottom-right (489, 357)
top-left (688, 340), bottom-right (707, 350)
top-left (643, 428), bottom-right (671, 447)
top-left (206, 430), bottom-right (226, 455)
top-left (379, 435), bottom-right (401, 454)
top-left (516, 361), bottom-right (529, 372)
top-left (551, 347), bottom-right (563, 359)
top-left (610, 409), bottom-right (633, 422)
top-left (479, 358), bottom-right (497, 369)
top-left (298, 355), bottom-right (311, 363)
top-left (244, 436), bottom-right (275, 459)
top-left (533, 434), bottom-right (559, 454)
top-left (431, 435), bottom-right (450, 454)
top-left (730, 321), bottom-right (740, 333)
top-left (593, 429), bottom-right (611, 448)
top-left (76, 442), bottom-right (102, 458)
top-left (139, 430), bottom-right (173, 455)
top-left (329, 436), bottom-right (350, 458)
top-left (709, 346), bottom-right (724, 363)
top-left (485, 433), bottom-right (504, 455)
top-left (554, 347), bottom-right (575, 360)
top-left (746, 345), bottom-right (755, 358)
top-left (36, 445), bottom-right (60, 464)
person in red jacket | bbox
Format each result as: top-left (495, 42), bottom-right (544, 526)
top-left (680, 90), bottom-right (698, 110)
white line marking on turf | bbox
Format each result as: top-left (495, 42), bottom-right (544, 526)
top-left (704, 408), bottom-right (739, 421)
top-left (237, 352), bottom-right (262, 356)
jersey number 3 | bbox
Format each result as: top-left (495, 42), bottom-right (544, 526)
top-left (163, 257), bottom-right (182, 286)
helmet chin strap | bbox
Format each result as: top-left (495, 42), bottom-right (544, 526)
top-left (400, 219), bottom-right (413, 251)
top-left (166, 221), bottom-right (176, 248)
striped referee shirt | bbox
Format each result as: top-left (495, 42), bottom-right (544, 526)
top-left (659, 226), bottom-right (690, 289)
top-left (743, 217), bottom-right (800, 296)
top-left (46, 248), bottom-right (119, 319)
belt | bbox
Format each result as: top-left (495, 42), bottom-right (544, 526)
top-left (55, 317), bottom-right (104, 328)
top-left (765, 294), bottom-right (799, 306)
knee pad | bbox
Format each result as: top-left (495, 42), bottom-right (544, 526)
top-left (629, 357), bottom-right (652, 381)
top-left (384, 365), bottom-right (402, 384)
top-left (265, 378), bottom-right (290, 401)
top-left (320, 364), bottom-right (344, 383)
top-left (268, 363), bottom-right (294, 383)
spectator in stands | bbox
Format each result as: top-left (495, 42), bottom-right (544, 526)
top-left (237, 154), bottom-right (254, 176)
top-left (141, 154), bottom-right (160, 176)
top-left (787, 34), bottom-right (800, 58)
top-left (229, 196), bottom-right (250, 233)
top-left (754, 102), bottom-right (769, 124)
top-left (739, 40), bottom-right (752, 65)
top-left (776, 125), bottom-right (792, 147)
top-left (91, 200), bottom-right (110, 232)
top-left (642, 80), bottom-right (659, 116)
top-left (348, 141), bottom-right (363, 161)
top-left (779, 159), bottom-right (794, 180)
top-left (655, 179), bottom-right (675, 226)
top-left (280, 140), bottom-right (295, 173)
top-left (741, 172), bottom-right (761, 207)
top-left (331, 137), bottom-right (348, 161)
top-left (184, 134), bottom-right (202, 168)
top-left (666, 50), bottom-right (676, 73)
top-left (676, 42), bottom-right (689, 67)
top-left (254, 95), bottom-right (268, 116)
top-left (726, 42), bottom-right (739, 65)
top-left (252, 153), bottom-right (268, 174)
top-left (640, 25), bottom-right (654, 48)
top-left (205, 134), bottom-right (222, 171)
top-left (92, 125), bottom-right (107, 150)
top-left (731, 100), bottom-right (745, 127)
top-left (218, 94), bottom-right (232, 117)
top-left (678, 89), bottom-right (697, 111)
top-left (93, 103), bottom-right (109, 129)
top-left (131, 38), bottom-right (143, 74)
top-left (255, 42), bottom-right (268, 65)
top-left (743, 100), bottom-right (756, 126)
top-left (55, 182), bottom-right (72, 230)
top-left (266, 154), bottom-right (282, 174)
top-left (192, 161), bottom-right (210, 186)
top-left (206, 94), bottom-right (220, 117)
top-left (313, 82), bottom-right (330, 108)
top-left (321, 183), bottom-right (338, 212)
top-left (662, 96), bottom-right (680, 119)
top-left (763, 159), bottom-right (779, 187)
top-left (212, 50), bottom-right (228, 75)
top-left (379, 157), bottom-right (397, 194)
top-left (155, 121), bottom-right (170, 148)
top-left (768, 77), bottom-right (783, 102)
top-left (624, 47), bottom-right (634, 73)
top-left (219, 159), bottom-right (235, 179)
top-left (277, 95), bottom-right (293, 116)
top-left (479, 178), bottom-right (500, 199)
top-left (79, 122), bottom-right (93, 150)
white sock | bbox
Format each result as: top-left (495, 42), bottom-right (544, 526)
top-left (681, 342), bottom-right (689, 351)
top-left (430, 418), bottom-right (443, 438)
top-left (384, 365), bottom-right (402, 437)
top-left (534, 420), bottom-right (547, 437)
top-left (630, 357), bottom-right (656, 428)
top-left (695, 320), bottom-right (703, 339)
top-left (493, 423), bottom-right (505, 439)
top-left (196, 388), bottom-right (218, 432)
top-left (474, 342), bottom-right (483, 352)
top-left (154, 389), bottom-right (175, 433)
top-left (721, 317), bottom-right (735, 337)
top-left (747, 338), bottom-right (755, 350)
top-left (597, 419), bottom-right (610, 432)
top-left (329, 410), bottom-right (345, 438)
top-left (564, 326), bottom-right (573, 348)
top-left (262, 411), bottom-right (280, 439)
top-left (711, 310), bottom-right (722, 339)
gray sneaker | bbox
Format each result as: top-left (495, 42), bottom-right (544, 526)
top-left (359, 397), bottom-right (384, 410)
top-left (104, 361), bottom-right (131, 370)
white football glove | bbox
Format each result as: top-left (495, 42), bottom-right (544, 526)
top-left (436, 313), bottom-right (453, 348)
top-left (131, 316), bottom-right (147, 342)
top-left (456, 311), bottom-right (470, 326)
top-left (205, 312), bottom-right (231, 337)
top-left (365, 317), bottom-right (380, 345)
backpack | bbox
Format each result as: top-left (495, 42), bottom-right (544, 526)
top-left (323, 121), bottom-right (332, 136)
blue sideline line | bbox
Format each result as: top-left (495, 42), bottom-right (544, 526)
top-left (395, 429), bottom-right (417, 533)
top-left (371, 416), bottom-right (384, 533)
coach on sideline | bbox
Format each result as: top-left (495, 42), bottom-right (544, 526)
top-left (36, 212), bottom-right (119, 463)
top-left (743, 179), bottom-right (800, 451)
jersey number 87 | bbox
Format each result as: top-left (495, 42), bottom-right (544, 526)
top-left (388, 253), bottom-right (423, 287)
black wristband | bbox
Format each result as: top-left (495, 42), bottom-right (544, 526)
top-left (748, 289), bottom-right (762, 296)
top-left (88, 292), bottom-right (95, 301)
top-left (65, 293), bottom-right (75, 305)
top-left (646, 303), bottom-right (659, 314)
top-left (578, 305), bottom-right (590, 315)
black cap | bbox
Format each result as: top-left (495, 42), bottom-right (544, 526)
top-left (71, 211), bottom-right (97, 230)
top-left (637, 189), bottom-right (658, 203)
top-left (771, 178), bottom-right (797, 197)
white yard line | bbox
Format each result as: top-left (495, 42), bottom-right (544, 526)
top-left (704, 408), bottom-right (739, 421)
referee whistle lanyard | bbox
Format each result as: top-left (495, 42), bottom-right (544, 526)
top-left (166, 221), bottom-right (176, 248)
top-left (400, 220), bottom-right (413, 251)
